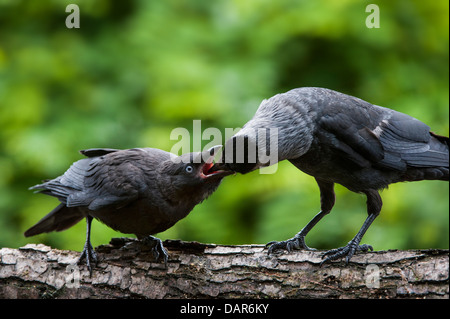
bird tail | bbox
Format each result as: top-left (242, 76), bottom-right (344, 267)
top-left (428, 132), bottom-right (449, 181)
top-left (430, 132), bottom-right (449, 149)
top-left (24, 203), bottom-right (84, 237)
top-left (404, 132), bottom-right (449, 182)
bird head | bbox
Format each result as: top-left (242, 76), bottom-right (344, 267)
top-left (176, 145), bottom-right (234, 181)
top-left (159, 145), bottom-right (234, 203)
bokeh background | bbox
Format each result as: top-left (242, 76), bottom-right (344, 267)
top-left (0, 0), bottom-right (448, 252)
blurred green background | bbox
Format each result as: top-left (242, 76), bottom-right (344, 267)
top-left (0, 0), bottom-right (448, 253)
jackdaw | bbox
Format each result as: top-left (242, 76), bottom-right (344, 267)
top-left (214, 87), bottom-right (449, 263)
top-left (25, 145), bottom-right (231, 273)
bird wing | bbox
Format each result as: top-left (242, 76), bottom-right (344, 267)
top-left (65, 150), bottom-right (149, 210)
top-left (318, 97), bottom-right (448, 171)
top-left (318, 97), bottom-right (385, 169)
top-left (375, 110), bottom-right (449, 169)
top-left (31, 149), bottom-right (149, 211)
top-left (29, 158), bottom-right (92, 202)
top-left (33, 148), bottom-right (123, 201)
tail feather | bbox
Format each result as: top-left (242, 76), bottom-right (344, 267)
top-left (430, 132), bottom-right (450, 148)
top-left (404, 133), bottom-right (449, 168)
top-left (24, 204), bottom-right (84, 237)
top-left (402, 133), bottom-right (449, 182)
top-left (404, 167), bottom-right (448, 182)
top-left (29, 178), bottom-right (75, 202)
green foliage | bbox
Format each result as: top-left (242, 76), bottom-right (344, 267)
top-left (0, 0), bottom-right (448, 252)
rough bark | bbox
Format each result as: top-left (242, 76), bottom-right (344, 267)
top-left (0, 238), bottom-right (448, 299)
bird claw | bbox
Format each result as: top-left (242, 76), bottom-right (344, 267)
top-left (78, 241), bottom-right (98, 276)
top-left (320, 242), bottom-right (373, 265)
top-left (266, 235), bottom-right (317, 255)
top-left (142, 236), bottom-right (169, 267)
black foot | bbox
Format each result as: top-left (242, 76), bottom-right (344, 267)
top-left (78, 241), bottom-right (98, 275)
top-left (321, 241), bottom-right (373, 265)
top-left (142, 236), bottom-right (169, 267)
top-left (266, 234), bottom-right (316, 255)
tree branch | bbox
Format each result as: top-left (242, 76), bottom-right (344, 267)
top-left (1, 238), bottom-right (448, 299)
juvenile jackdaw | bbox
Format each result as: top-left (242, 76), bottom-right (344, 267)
top-left (25, 145), bottom-right (231, 272)
top-left (214, 87), bottom-right (449, 263)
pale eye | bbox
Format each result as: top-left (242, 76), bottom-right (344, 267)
top-left (185, 165), bottom-right (194, 173)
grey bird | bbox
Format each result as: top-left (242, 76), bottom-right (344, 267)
top-left (214, 87), bottom-right (449, 263)
top-left (25, 145), bottom-right (231, 273)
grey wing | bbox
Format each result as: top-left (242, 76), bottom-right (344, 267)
top-left (29, 158), bottom-right (91, 202)
top-left (66, 153), bottom-right (145, 210)
top-left (32, 149), bottom-right (146, 211)
top-left (318, 99), bottom-right (448, 171)
top-left (375, 110), bottom-right (449, 170)
top-left (318, 98), bottom-right (385, 169)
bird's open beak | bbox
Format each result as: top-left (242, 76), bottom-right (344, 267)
top-left (208, 144), bottom-right (233, 172)
top-left (201, 145), bottom-right (234, 179)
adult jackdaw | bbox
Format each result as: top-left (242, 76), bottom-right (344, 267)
top-left (214, 87), bottom-right (449, 263)
top-left (25, 145), bottom-right (231, 273)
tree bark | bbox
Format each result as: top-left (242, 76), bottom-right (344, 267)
top-left (0, 238), bottom-right (448, 299)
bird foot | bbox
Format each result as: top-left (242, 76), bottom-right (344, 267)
top-left (266, 234), bottom-right (317, 255)
top-left (78, 241), bottom-right (98, 276)
top-left (142, 236), bottom-right (169, 267)
top-left (321, 241), bottom-right (373, 265)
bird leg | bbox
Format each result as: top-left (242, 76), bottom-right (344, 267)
top-left (267, 179), bottom-right (335, 254)
top-left (266, 209), bottom-right (328, 253)
top-left (141, 235), bottom-right (169, 267)
top-left (77, 215), bottom-right (98, 275)
top-left (320, 216), bottom-right (375, 264)
top-left (321, 190), bottom-right (381, 264)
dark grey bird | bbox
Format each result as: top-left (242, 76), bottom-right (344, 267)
top-left (214, 87), bottom-right (449, 263)
top-left (25, 145), bottom-right (231, 273)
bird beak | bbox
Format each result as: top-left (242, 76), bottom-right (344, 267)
top-left (206, 145), bottom-right (223, 163)
top-left (200, 145), bottom-right (234, 179)
top-left (208, 144), bottom-right (232, 172)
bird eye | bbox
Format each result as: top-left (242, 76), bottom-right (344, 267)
top-left (185, 165), bottom-right (194, 173)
